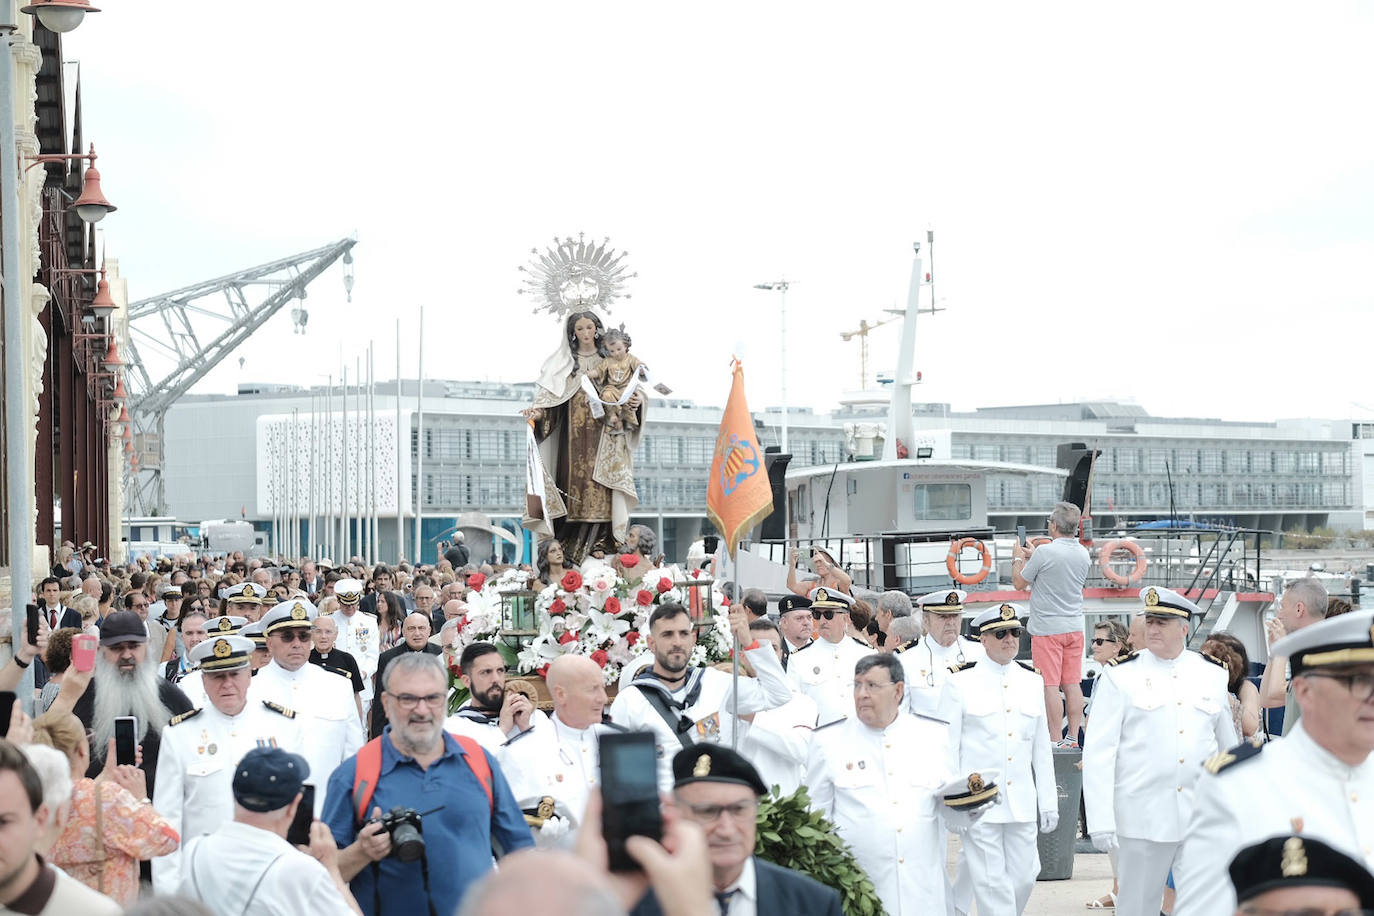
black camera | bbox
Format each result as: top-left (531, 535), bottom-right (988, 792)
top-left (371, 806), bottom-right (426, 862)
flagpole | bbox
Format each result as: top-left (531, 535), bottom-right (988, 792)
top-left (731, 570), bottom-right (741, 750)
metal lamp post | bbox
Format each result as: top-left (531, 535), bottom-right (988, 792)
top-left (753, 280), bottom-right (792, 454)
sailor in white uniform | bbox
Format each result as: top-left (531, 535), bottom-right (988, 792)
top-left (1173, 607), bottom-right (1374, 916)
top-left (151, 635), bottom-right (302, 894)
top-left (1083, 586), bottom-right (1237, 916)
top-left (329, 578), bottom-right (379, 711)
top-left (946, 603), bottom-right (1057, 915)
top-left (786, 587), bottom-right (872, 726)
top-left (895, 588), bottom-right (985, 721)
top-left (251, 599), bottom-right (365, 814)
top-left (175, 615), bottom-right (247, 709)
top-left (733, 618), bottom-right (818, 797)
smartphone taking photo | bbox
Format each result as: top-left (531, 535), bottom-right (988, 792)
top-left (599, 732), bottom-right (662, 872)
top-left (113, 716), bottom-right (138, 767)
top-left (71, 634), bottom-right (97, 673)
top-left (0, 693), bottom-right (16, 738)
top-left (286, 784), bottom-right (316, 846)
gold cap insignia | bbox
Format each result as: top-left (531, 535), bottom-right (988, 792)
top-left (213, 639), bottom-right (232, 659)
top-left (968, 772), bottom-right (985, 793)
top-left (1144, 588), bottom-right (1159, 607)
top-left (243, 585), bottom-right (256, 598)
top-left (218, 617), bottom-right (234, 631)
top-left (1281, 836), bottom-right (1307, 877)
top-left (814, 588), bottom-right (829, 602)
top-left (536, 797), bottom-right (555, 819)
top-left (999, 604), bottom-right (1015, 621)
top-left (290, 602), bottom-right (307, 621)
top-left (693, 754), bottom-right (711, 778)
top-left (946, 592), bottom-right (959, 605)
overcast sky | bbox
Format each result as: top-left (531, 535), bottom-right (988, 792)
top-left (66, 2), bottom-right (1374, 425)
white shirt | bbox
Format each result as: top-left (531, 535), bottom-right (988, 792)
top-left (495, 711), bottom-right (608, 831)
top-left (608, 643), bottom-right (792, 790)
top-left (896, 633), bottom-right (984, 721)
top-left (732, 691), bottom-right (818, 798)
top-left (1082, 648), bottom-right (1237, 842)
top-left (786, 637), bottom-right (872, 726)
top-left (179, 821), bottom-right (355, 916)
top-left (716, 856), bottom-right (757, 916)
top-left (151, 700), bottom-right (303, 894)
top-left (1173, 722), bottom-right (1374, 916)
top-left (807, 712), bottom-right (954, 916)
top-left (251, 661), bottom-right (365, 813)
top-left (444, 703), bottom-right (550, 754)
top-left (330, 609), bottom-right (379, 701)
top-left (946, 656), bottom-right (1056, 823)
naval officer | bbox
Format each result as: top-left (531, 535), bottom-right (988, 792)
top-left (252, 598), bottom-right (365, 814)
top-left (1083, 586), bottom-right (1237, 916)
top-left (786, 587), bottom-right (871, 725)
top-left (1173, 607), bottom-right (1374, 916)
top-left (895, 588), bottom-right (985, 720)
top-left (151, 634), bottom-right (302, 894)
top-left (175, 614), bottom-right (247, 709)
top-left (330, 577), bottom-right (379, 712)
top-left (946, 603), bottom-right (1057, 915)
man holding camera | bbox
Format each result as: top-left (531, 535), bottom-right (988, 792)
top-left (323, 652), bottom-right (533, 916)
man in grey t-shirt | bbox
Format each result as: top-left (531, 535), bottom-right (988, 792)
top-left (1013, 501), bottom-right (1091, 745)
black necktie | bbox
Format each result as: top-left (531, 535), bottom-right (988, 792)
top-left (714, 889), bottom-right (737, 915)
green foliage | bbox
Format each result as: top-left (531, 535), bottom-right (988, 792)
top-left (754, 785), bottom-right (887, 916)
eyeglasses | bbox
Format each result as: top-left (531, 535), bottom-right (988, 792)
top-left (680, 799), bottom-right (758, 824)
top-left (991, 628), bottom-right (1024, 640)
top-left (1091, 637), bottom-right (1118, 646)
top-left (388, 692), bottom-right (447, 709)
top-left (1301, 671), bottom-right (1374, 703)
top-left (811, 609), bottom-right (846, 620)
top-left (274, 630), bottom-right (313, 643)
top-left (852, 679), bottom-right (897, 694)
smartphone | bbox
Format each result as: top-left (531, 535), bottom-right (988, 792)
top-left (113, 716), bottom-right (138, 767)
top-left (599, 732), bottom-right (662, 872)
top-left (71, 634), bottom-right (97, 673)
top-left (1016, 525), bottom-right (1027, 547)
top-left (25, 604), bottom-right (39, 648)
top-left (0, 692), bottom-right (16, 738)
top-left (286, 784), bottom-right (316, 846)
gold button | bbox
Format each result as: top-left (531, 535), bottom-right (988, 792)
top-left (1179, 730), bottom-right (1184, 734)
top-left (897, 827), bottom-right (903, 833)
top-left (1352, 793), bottom-right (1358, 802)
top-left (1179, 758), bottom-right (1185, 763)
top-left (1177, 786), bottom-right (1183, 792)
top-left (1008, 756), bottom-right (1013, 761)
top-left (1008, 732), bottom-right (1013, 737)
top-left (899, 857), bottom-right (905, 864)
top-left (1007, 779), bottom-right (1013, 785)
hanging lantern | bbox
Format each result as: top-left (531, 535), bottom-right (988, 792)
top-left (498, 589), bottom-right (539, 648)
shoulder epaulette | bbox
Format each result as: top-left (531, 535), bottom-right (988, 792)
top-left (1203, 736), bottom-right (1265, 775)
top-left (892, 639), bottom-right (919, 655)
top-left (1106, 651), bottom-right (1140, 667)
top-left (911, 711), bottom-right (950, 725)
top-left (813, 717), bottom-right (847, 732)
top-left (1201, 652), bottom-right (1227, 669)
top-left (1016, 660), bottom-right (1041, 675)
top-left (949, 660), bottom-right (978, 674)
top-left (169, 708), bottom-right (202, 726)
top-left (262, 700), bottom-right (297, 719)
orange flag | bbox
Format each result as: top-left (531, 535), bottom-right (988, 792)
top-left (706, 359), bottom-right (774, 559)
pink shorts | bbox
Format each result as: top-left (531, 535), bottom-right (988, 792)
top-left (1031, 631), bottom-right (1085, 686)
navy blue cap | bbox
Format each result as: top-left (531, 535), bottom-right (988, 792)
top-left (672, 745), bottom-right (767, 795)
top-left (232, 746), bottom-right (310, 812)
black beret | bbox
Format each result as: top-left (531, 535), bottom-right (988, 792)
top-left (777, 594), bottom-right (812, 615)
top-left (1230, 834), bottom-right (1374, 907)
top-left (672, 745), bottom-right (767, 796)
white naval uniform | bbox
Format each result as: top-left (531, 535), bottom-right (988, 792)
top-left (177, 669), bottom-right (206, 709)
top-left (786, 637), bottom-right (873, 726)
top-left (495, 711), bottom-right (610, 831)
top-left (947, 658), bottom-right (1056, 916)
top-left (330, 609), bottom-right (379, 704)
top-left (732, 691), bottom-right (818, 797)
top-left (807, 712), bottom-right (955, 916)
top-left (1082, 649), bottom-right (1236, 916)
top-left (251, 661), bottom-right (365, 814)
top-left (1173, 721), bottom-right (1374, 916)
top-left (151, 701), bottom-right (303, 894)
top-left (444, 703), bottom-right (551, 754)
top-left (608, 642), bottom-right (792, 790)
top-left (179, 822), bottom-right (356, 916)
top-left (896, 634), bottom-right (985, 721)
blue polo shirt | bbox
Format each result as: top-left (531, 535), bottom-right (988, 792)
top-left (323, 728), bottom-right (534, 916)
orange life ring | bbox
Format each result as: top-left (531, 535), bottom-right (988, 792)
top-left (1027, 536), bottom-right (1053, 549)
top-left (947, 537), bottom-right (992, 585)
top-left (1099, 539), bottom-right (1147, 586)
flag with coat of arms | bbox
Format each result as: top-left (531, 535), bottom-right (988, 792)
top-left (706, 359), bottom-right (773, 559)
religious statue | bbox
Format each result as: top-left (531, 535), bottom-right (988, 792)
top-left (519, 236), bottom-right (644, 564)
top-left (592, 326), bottom-right (645, 433)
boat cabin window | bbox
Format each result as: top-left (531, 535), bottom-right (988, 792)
top-left (912, 483), bottom-right (971, 521)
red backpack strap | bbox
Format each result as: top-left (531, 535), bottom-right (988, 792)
top-left (452, 734), bottom-right (493, 813)
top-left (352, 737), bottom-right (384, 826)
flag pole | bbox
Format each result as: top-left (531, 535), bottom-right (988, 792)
top-left (731, 566), bottom-right (740, 750)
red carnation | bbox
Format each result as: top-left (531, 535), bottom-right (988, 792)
top-left (655, 578), bottom-right (671, 594)
top-left (549, 598), bottom-right (567, 616)
top-left (537, 664), bottom-right (550, 679)
top-left (722, 595), bottom-right (731, 607)
top-left (604, 596), bottom-right (622, 614)
top-left (626, 631), bottom-right (640, 646)
top-left (619, 553), bottom-right (640, 568)
top-left (466, 572), bottom-right (486, 590)
top-left (636, 589), bottom-right (653, 607)
top-left (558, 630), bottom-right (578, 645)
top-left (560, 570), bottom-right (583, 591)
top-left (591, 649), bottom-right (609, 668)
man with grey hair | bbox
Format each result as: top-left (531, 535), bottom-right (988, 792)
top-left (1012, 500), bottom-right (1091, 745)
top-left (884, 615), bottom-right (921, 653)
top-left (1258, 575), bottom-right (1329, 735)
top-left (874, 590), bottom-right (913, 649)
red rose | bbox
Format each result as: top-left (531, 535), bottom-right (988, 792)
top-left (626, 631), bottom-right (640, 646)
top-left (619, 553), bottom-right (640, 568)
top-left (721, 595), bottom-right (731, 607)
top-left (591, 649), bottom-right (609, 668)
top-left (655, 578), bottom-right (671, 594)
top-left (560, 570), bottom-right (583, 591)
top-left (558, 630), bottom-right (578, 646)
top-left (549, 598), bottom-right (567, 616)
top-left (537, 663), bottom-right (550, 679)
top-left (635, 589), bottom-right (653, 607)
top-left (691, 569), bottom-right (701, 580)
top-left (604, 596), bottom-right (622, 614)
top-left (466, 573), bottom-right (486, 590)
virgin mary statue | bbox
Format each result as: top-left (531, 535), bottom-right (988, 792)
top-left (522, 310), bottom-right (644, 563)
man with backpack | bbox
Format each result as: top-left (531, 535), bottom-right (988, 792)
top-left (322, 652), bottom-right (533, 916)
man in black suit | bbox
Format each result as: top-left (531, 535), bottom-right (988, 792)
top-left (33, 576), bottom-right (82, 688)
top-left (632, 745), bottom-right (842, 916)
top-left (368, 611), bottom-right (441, 737)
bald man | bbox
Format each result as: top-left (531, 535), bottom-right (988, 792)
top-left (496, 655), bottom-right (619, 841)
top-left (429, 599), bottom-right (467, 648)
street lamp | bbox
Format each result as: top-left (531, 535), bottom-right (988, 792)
top-left (753, 280), bottom-right (793, 454)
top-left (20, 0), bottom-right (99, 33)
top-left (24, 143), bottom-right (116, 223)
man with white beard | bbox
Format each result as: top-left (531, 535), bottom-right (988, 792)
top-left (70, 610), bottom-right (195, 799)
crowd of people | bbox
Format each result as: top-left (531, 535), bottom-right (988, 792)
top-left (0, 513), bottom-right (1370, 916)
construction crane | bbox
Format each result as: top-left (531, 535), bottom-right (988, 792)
top-left (839, 313), bottom-right (900, 389)
top-left (122, 238), bottom-right (357, 515)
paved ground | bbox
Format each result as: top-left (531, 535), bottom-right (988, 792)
top-left (945, 837), bottom-right (1117, 915)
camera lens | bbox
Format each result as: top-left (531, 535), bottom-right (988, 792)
top-left (389, 817), bottom-right (425, 862)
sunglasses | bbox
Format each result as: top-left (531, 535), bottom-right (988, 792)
top-left (811, 608), bottom-right (847, 620)
top-left (274, 630), bottom-right (313, 643)
top-left (1091, 637), bottom-right (1117, 646)
top-left (991, 627), bottom-right (1024, 639)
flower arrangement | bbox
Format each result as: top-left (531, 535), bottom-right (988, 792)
top-left (444, 560), bottom-right (732, 689)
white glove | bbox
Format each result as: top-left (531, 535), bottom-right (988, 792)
top-left (533, 815), bottom-right (569, 848)
top-left (1091, 831), bottom-right (1116, 853)
top-left (1039, 809), bottom-right (1059, 834)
